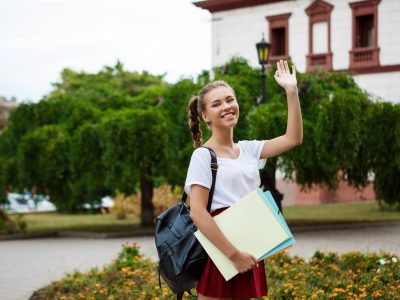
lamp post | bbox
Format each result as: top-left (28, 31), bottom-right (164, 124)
top-left (256, 33), bottom-right (271, 104)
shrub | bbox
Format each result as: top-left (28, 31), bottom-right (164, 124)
top-left (0, 210), bottom-right (27, 234)
top-left (33, 243), bottom-right (400, 300)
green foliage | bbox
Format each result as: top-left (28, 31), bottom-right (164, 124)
top-left (0, 62), bottom-right (171, 215)
top-left (161, 79), bottom-right (202, 186)
top-left (17, 124), bottom-right (73, 211)
top-left (100, 107), bottom-right (171, 195)
top-left (49, 61), bottom-right (164, 110)
top-left (312, 89), bottom-right (371, 189)
top-left (34, 243), bottom-right (400, 299)
top-left (69, 123), bottom-right (110, 211)
top-left (1, 57), bottom-right (400, 215)
top-left (0, 210), bottom-right (27, 234)
top-left (366, 103), bottom-right (400, 206)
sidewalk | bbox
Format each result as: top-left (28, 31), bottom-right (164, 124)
top-left (1, 220), bottom-right (399, 241)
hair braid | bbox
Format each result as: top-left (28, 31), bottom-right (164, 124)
top-left (188, 96), bottom-right (202, 148)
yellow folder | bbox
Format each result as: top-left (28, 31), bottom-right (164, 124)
top-left (194, 188), bottom-right (293, 281)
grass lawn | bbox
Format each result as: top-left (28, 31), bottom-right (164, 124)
top-left (284, 201), bottom-right (400, 226)
top-left (3, 201), bottom-right (400, 235)
top-left (6, 211), bottom-right (140, 234)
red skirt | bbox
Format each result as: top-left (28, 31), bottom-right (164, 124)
top-left (196, 207), bottom-right (268, 298)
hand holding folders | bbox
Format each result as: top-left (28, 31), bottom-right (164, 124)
top-left (194, 188), bottom-right (295, 281)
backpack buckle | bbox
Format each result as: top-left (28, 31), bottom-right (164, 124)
top-left (211, 163), bottom-right (218, 170)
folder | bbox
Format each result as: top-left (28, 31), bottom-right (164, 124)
top-left (194, 188), bottom-right (295, 281)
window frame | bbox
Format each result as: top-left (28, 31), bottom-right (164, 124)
top-left (266, 13), bottom-right (292, 62)
top-left (349, 0), bottom-right (381, 69)
top-left (305, 0), bottom-right (334, 71)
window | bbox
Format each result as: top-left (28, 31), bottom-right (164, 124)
top-left (271, 27), bottom-right (286, 56)
top-left (356, 14), bottom-right (374, 48)
top-left (349, 0), bottom-right (380, 69)
top-left (266, 13), bottom-right (291, 62)
top-left (305, 0), bottom-right (334, 71)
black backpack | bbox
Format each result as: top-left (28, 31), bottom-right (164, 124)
top-left (155, 147), bottom-right (218, 300)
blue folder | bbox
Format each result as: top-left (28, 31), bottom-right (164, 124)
top-left (256, 189), bottom-right (296, 260)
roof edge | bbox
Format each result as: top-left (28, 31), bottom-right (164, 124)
top-left (193, 0), bottom-right (288, 13)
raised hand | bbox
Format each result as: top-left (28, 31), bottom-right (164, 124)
top-left (274, 60), bottom-right (297, 91)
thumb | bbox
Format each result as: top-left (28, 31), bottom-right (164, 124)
top-left (292, 65), bottom-right (296, 75)
top-left (251, 255), bottom-right (257, 263)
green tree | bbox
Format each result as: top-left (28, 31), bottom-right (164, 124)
top-left (161, 79), bottom-right (203, 186)
top-left (70, 122), bottom-right (110, 211)
top-left (100, 107), bottom-right (171, 226)
top-left (366, 102), bottom-right (400, 207)
top-left (16, 125), bottom-right (72, 211)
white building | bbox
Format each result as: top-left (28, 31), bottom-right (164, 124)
top-left (194, 0), bottom-right (394, 205)
top-left (194, 0), bottom-right (400, 103)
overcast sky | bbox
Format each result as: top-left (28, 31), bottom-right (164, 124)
top-left (0, 0), bottom-right (211, 103)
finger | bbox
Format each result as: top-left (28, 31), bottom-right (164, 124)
top-left (274, 70), bottom-right (279, 78)
top-left (292, 64), bottom-right (296, 76)
top-left (284, 60), bottom-right (290, 74)
top-left (279, 60), bottom-right (284, 74)
top-left (276, 61), bottom-right (282, 74)
top-left (251, 255), bottom-right (257, 263)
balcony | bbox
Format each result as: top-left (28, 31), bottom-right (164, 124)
top-left (349, 47), bottom-right (380, 69)
top-left (307, 52), bottom-right (333, 71)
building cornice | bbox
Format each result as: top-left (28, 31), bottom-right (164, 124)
top-left (335, 64), bottom-right (400, 75)
top-left (193, 0), bottom-right (287, 13)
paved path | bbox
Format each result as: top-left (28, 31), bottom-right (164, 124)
top-left (1, 224), bottom-right (399, 300)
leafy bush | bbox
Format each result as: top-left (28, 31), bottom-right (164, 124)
top-left (32, 243), bottom-right (400, 300)
top-left (0, 210), bottom-right (27, 234)
top-left (109, 184), bottom-right (183, 221)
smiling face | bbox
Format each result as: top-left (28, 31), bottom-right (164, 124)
top-left (201, 86), bottom-right (240, 129)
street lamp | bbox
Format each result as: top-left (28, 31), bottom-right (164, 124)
top-left (256, 33), bottom-right (271, 104)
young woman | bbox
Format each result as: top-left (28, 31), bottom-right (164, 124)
top-left (184, 60), bottom-right (302, 300)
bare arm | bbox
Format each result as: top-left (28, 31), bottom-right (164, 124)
top-left (190, 184), bottom-right (257, 273)
top-left (260, 60), bottom-right (303, 159)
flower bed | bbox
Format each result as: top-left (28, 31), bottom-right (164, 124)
top-left (31, 243), bottom-right (400, 300)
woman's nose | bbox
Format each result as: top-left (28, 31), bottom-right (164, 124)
top-left (222, 101), bottom-right (231, 110)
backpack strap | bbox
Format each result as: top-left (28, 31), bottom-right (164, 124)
top-left (202, 147), bottom-right (218, 212)
top-left (176, 291), bottom-right (184, 300)
top-left (180, 147), bottom-right (218, 213)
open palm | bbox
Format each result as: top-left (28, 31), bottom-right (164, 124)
top-left (274, 60), bottom-right (297, 90)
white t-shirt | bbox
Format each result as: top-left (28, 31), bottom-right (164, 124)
top-left (184, 140), bottom-right (266, 212)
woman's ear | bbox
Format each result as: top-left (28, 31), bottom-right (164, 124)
top-left (201, 111), bottom-right (210, 124)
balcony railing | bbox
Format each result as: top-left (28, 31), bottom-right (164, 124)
top-left (349, 47), bottom-right (380, 68)
top-left (306, 52), bottom-right (333, 71)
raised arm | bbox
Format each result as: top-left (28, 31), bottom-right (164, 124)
top-left (260, 60), bottom-right (303, 159)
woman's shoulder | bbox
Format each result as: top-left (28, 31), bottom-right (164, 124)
top-left (238, 140), bottom-right (266, 157)
top-left (191, 146), bottom-right (212, 160)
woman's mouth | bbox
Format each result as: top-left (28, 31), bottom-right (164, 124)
top-left (222, 112), bottom-right (234, 119)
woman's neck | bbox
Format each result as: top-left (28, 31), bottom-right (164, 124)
top-left (209, 127), bottom-right (235, 148)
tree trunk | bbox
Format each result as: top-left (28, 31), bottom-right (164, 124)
top-left (140, 172), bottom-right (154, 227)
